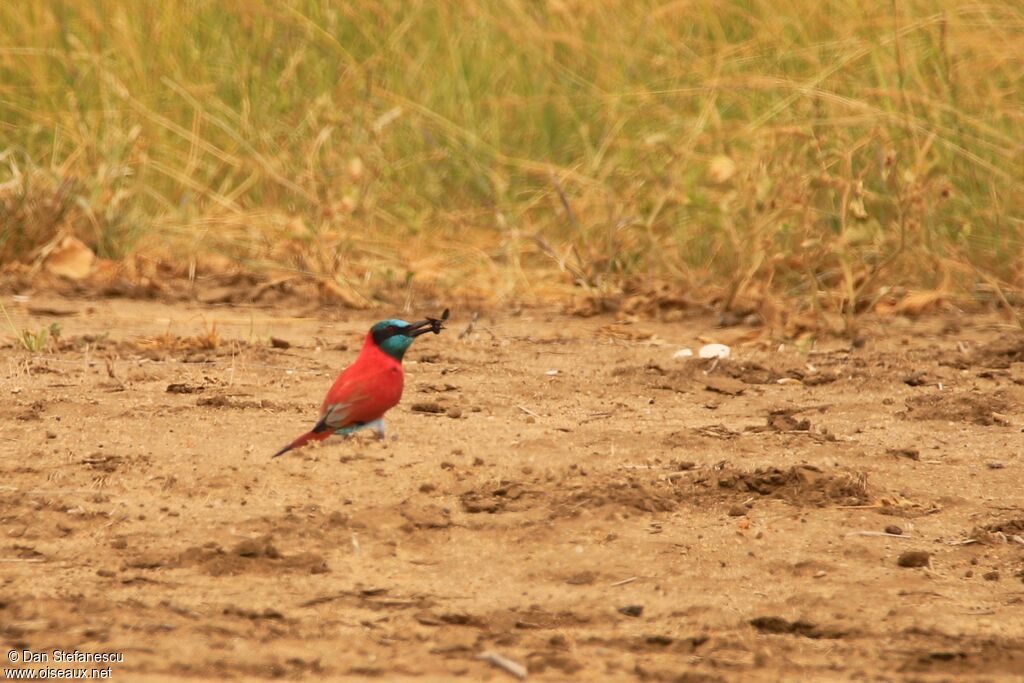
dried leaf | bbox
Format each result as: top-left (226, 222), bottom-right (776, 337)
top-left (44, 236), bottom-right (94, 280)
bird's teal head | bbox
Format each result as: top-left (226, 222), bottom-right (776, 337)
top-left (369, 310), bottom-right (449, 360)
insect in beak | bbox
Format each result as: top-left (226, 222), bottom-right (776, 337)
top-left (407, 308), bottom-right (450, 337)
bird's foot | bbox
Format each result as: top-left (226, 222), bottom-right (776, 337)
top-left (367, 419), bottom-right (387, 440)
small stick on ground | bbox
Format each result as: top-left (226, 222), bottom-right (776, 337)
top-left (478, 650), bottom-right (527, 680)
top-left (0, 558), bottom-right (45, 563)
top-left (516, 405), bottom-right (542, 419)
top-left (610, 576), bottom-right (638, 587)
top-left (845, 531), bottom-right (915, 539)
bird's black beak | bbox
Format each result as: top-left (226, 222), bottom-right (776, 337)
top-left (406, 308), bottom-right (450, 337)
top-left (405, 320), bottom-right (435, 337)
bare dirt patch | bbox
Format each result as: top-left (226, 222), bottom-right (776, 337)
top-left (903, 389), bottom-right (1016, 425)
top-left (1, 297), bottom-right (1023, 681)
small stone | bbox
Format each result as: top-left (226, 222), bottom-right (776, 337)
top-left (986, 462), bottom-right (1005, 470)
top-left (727, 505), bottom-right (747, 517)
top-left (982, 570), bottom-right (1000, 581)
top-left (419, 483), bottom-right (436, 493)
top-left (328, 511), bottom-right (348, 526)
top-left (885, 525), bottom-right (903, 535)
top-left (270, 337), bottom-right (291, 349)
top-left (46, 431), bottom-right (57, 439)
top-left (903, 372), bottom-right (928, 386)
top-left (96, 568), bottom-right (116, 578)
top-left (411, 402), bottom-right (444, 414)
top-left (446, 407), bottom-right (462, 419)
top-left (565, 571), bottom-right (596, 586)
top-left (897, 551), bottom-right (930, 568)
top-left (617, 605), bottom-right (644, 618)
top-left (698, 343), bottom-right (731, 359)
top-left (887, 448), bottom-right (919, 461)
top-left (110, 538), bottom-right (128, 550)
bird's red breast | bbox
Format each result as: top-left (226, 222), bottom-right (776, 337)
top-left (319, 331), bottom-right (405, 428)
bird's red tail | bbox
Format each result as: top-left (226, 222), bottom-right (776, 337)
top-left (272, 429), bottom-right (332, 458)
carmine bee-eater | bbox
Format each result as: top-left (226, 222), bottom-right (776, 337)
top-left (272, 309), bottom-right (449, 458)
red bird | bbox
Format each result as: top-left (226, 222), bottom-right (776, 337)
top-left (272, 311), bottom-right (448, 458)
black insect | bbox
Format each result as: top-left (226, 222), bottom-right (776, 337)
top-left (424, 308), bottom-right (450, 334)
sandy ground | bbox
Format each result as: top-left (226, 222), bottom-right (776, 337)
top-left (1, 295), bottom-right (1023, 682)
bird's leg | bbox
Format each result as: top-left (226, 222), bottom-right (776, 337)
top-left (367, 418), bottom-right (387, 440)
top-left (334, 422), bottom-right (365, 439)
top-left (333, 420), bottom-right (387, 441)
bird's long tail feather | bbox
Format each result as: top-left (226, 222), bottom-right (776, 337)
top-left (272, 418), bottom-right (332, 458)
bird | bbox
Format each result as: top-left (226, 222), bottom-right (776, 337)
top-left (272, 310), bottom-right (449, 458)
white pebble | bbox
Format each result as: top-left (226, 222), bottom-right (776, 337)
top-left (698, 343), bottom-right (731, 359)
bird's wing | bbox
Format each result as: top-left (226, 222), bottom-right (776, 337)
top-left (318, 367), bottom-right (390, 430)
top-left (319, 399), bottom-right (361, 431)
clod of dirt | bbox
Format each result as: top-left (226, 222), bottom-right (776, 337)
top-left (749, 616), bottom-right (845, 639)
top-left (903, 372), bottom-right (930, 387)
top-left (717, 359), bottom-right (805, 385)
top-left (460, 481), bottom-right (530, 514)
top-left (399, 500), bottom-right (452, 529)
top-left (747, 407), bottom-right (812, 433)
top-left (968, 518), bottom-right (1024, 544)
top-left (411, 402), bottom-right (445, 414)
top-left (887, 448), bottom-right (920, 461)
top-left (689, 465), bottom-right (871, 507)
top-left (197, 395), bottom-right (232, 408)
top-left (16, 400), bottom-right (45, 421)
top-left (123, 553), bottom-right (165, 570)
top-left (703, 376), bottom-right (746, 396)
top-left (80, 453), bottom-right (124, 472)
top-left (903, 391), bottom-right (1012, 426)
top-left (727, 505), bottom-right (748, 517)
top-left (970, 333), bottom-right (1024, 369)
top-left (233, 536), bottom-right (281, 558)
top-left (223, 605), bottom-right (285, 620)
top-left (166, 383), bottom-right (204, 394)
top-left (196, 395), bottom-right (276, 410)
top-left (525, 651), bottom-right (583, 676)
top-left (420, 382), bottom-right (459, 393)
top-left (802, 371), bottom-right (838, 387)
top-left (885, 525), bottom-right (904, 535)
top-left (564, 571), bottom-right (597, 586)
top-left (560, 477), bottom-right (680, 514)
top-left (897, 551), bottom-right (931, 568)
top-left (177, 536), bottom-right (328, 576)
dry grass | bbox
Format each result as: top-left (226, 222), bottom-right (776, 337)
top-left (1, 1), bottom-right (1022, 330)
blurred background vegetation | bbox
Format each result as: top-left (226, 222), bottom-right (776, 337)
top-left (1, 1), bottom-right (1021, 326)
